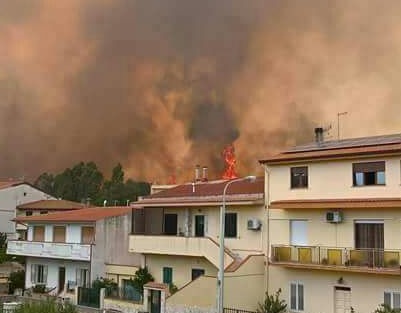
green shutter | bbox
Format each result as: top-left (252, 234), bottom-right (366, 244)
top-left (162, 267), bottom-right (173, 284)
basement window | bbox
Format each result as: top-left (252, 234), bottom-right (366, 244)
top-left (352, 161), bottom-right (385, 186)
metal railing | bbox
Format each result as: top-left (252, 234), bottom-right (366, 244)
top-left (224, 308), bottom-right (256, 313)
top-left (104, 286), bottom-right (143, 303)
top-left (271, 245), bottom-right (400, 269)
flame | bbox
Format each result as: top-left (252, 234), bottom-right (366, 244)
top-left (222, 144), bottom-right (238, 180)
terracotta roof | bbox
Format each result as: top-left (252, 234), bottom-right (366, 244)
top-left (14, 206), bottom-right (131, 223)
top-left (270, 198), bottom-right (401, 209)
top-left (0, 181), bottom-right (24, 190)
top-left (144, 282), bottom-right (168, 290)
top-left (17, 199), bottom-right (85, 211)
top-left (133, 177), bottom-right (264, 207)
top-left (260, 133), bottom-right (401, 164)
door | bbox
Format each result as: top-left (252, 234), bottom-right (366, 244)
top-left (164, 214), bottom-right (177, 235)
top-left (195, 215), bottom-right (205, 237)
top-left (53, 226), bottom-right (66, 242)
top-left (150, 290), bottom-right (161, 313)
top-left (335, 286), bottom-right (351, 313)
top-left (355, 221), bottom-right (384, 266)
top-left (58, 267), bottom-right (66, 294)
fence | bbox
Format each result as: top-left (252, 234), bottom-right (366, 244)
top-left (105, 286), bottom-right (143, 303)
top-left (78, 287), bottom-right (101, 308)
top-left (224, 308), bottom-right (256, 313)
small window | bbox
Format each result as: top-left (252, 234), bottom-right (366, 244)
top-left (26, 211), bottom-right (32, 216)
top-left (290, 167), bottom-right (308, 189)
top-left (384, 291), bottom-right (401, 309)
top-left (162, 267), bottom-right (173, 285)
top-left (191, 268), bottom-right (205, 280)
top-left (40, 211), bottom-right (48, 215)
top-left (224, 213), bottom-right (237, 238)
top-left (31, 264), bottom-right (47, 284)
top-left (290, 281), bottom-right (304, 311)
top-left (53, 226), bottom-right (66, 243)
top-left (81, 226), bottom-right (95, 244)
top-left (352, 161), bottom-right (385, 186)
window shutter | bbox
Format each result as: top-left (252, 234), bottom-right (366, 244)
top-left (384, 292), bottom-right (391, 307)
top-left (290, 283), bottom-right (297, 310)
top-left (31, 264), bottom-right (36, 284)
top-left (76, 269), bottom-right (82, 286)
top-left (204, 215), bottom-right (208, 236)
top-left (43, 266), bottom-right (48, 284)
top-left (394, 293), bottom-right (400, 309)
top-left (298, 283), bottom-right (304, 310)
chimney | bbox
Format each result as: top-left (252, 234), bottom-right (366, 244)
top-left (314, 127), bottom-right (324, 144)
top-left (195, 165), bottom-right (201, 182)
top-left (202, 166), bottom-right (208, 182)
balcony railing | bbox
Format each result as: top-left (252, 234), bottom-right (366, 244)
top-left (271, 245), bottom-right (400, 270)
top-left (7, 240), bottom-right (91, 261)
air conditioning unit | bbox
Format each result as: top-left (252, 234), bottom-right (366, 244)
top-left (326, 211), bottom-right (343, 223)
top-left (247, 218), bottom-right (262, 230)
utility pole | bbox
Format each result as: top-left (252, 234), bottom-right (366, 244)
top-left (337, 112), bottom-right (348, 140)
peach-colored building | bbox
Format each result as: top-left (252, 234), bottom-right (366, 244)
top-left (260, 131), bottom-right (401, 313)
top-left (129, 177), bottom-right (265, 311)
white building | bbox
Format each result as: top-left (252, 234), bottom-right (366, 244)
top-left (0, 181), bottom-right (54, 239)
top-left (8, 206), bottom-right (142, 295)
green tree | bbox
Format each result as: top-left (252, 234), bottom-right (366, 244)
top-left (131, 266), bottom-right (154, 295)
top-left (257, 289), bottom-right (287, 313)
top-left (33, 173), bottom-right (55, 195)
top-left (8, 270), bottom-right (25, 294)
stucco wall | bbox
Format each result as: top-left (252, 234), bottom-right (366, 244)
top-left (25, 256), bottom-right (89, 292)
top-left (269, 266), bottom-right (401, 313)
top-left (0, 184), bottom-right (53, 237)
top-left (268, 156), bottom-right (401, 201)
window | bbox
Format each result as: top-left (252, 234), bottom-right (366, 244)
top-left (33, 226), bottom-right (45, 242)
top-left (191, 268), bottom-right (205, 280)
top-left (290, 167), bottom-right (308, 188)
top-left (290, 281), bottom-right (304, 311)
top-left (81, 226), bottom-right (95, 244)
top-left (384, 291), bottom-right (401, 309)
top-left (40, 211), bottom-right (48, 215)
top-left (53, 226), bottom-right (66, 243)
top-left (76, 268), bottom-right (89, 287)
top-left (162, 267), bottom-right (173, 285)
top-left (26, 211), bottom-right (32, 216)
top-left (224, 213), bottom-right (237, 238)
top-left (31, 264), bottom-right (47, 284)
top-left (290, 220), bottom-right (308, 246)
top-left (352, 161), bottom-right (385, 186)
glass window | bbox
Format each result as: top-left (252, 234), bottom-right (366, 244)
top-left (162, 267), bottom-right (173, 285)
top-left (352, 162), bottom-right (385, 186)
top-left (290, 167), bottom-right (308, 189)
top-left (31, 264), bottom-right (47, 284)
top-left (290, 281), bottom-right (304, 311)
top-left (384, 291), bottom-right (401, 309)
top-left (224, 213), bottom-right (237, 238)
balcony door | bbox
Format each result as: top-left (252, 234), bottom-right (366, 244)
top-left (195, 215), bottom-right (205, 237)
top-left (164, 214), bottom-right (177, 236)
top-left (290, 220), bottom-right (308, 246)
top-left (354, 221), bottom-right (384, 266)
top-left (53, 226), bottom-right (66, 243)
top-left (33, 226), bottom-right (45, 242)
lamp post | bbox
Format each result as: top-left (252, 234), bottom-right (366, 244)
top-left (217, 175), bottom-right (257, 313)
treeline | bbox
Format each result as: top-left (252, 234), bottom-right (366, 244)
top-left (34, 162), bottom-right (150, 206)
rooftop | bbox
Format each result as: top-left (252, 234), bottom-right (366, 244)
top-left (17, 199), bottom-right (86, 211)
top-left (260, 133), bottom-right (401, 164)
top-left (14, 206), bottom-right (131, 223)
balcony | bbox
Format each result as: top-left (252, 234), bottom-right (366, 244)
top-left (7, 240), bottom-right (91, 261)
top-left (271, 245), bottom-right (401, 275)
top-left (129, 235), bottom-right (235, 269)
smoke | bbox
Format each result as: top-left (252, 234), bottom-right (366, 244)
top-left (1, 0), bottom-right (401, 182)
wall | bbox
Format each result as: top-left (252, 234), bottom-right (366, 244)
top-left (105, 264), bottom-right (139, 286)
top-left (146, 255), bottom-right (217, 288)
top-left (269, 207), bottom-right (401, 250)
top-left (0, 184), bottom-right (53, 238)
top-left (25, 256), bottom-right (89, 292)
top-left (269, 266), bottom-right (401, 313)
top-left (27, 223), bottom-right (94, 243)
top-left (268, 156), bottom-right (401, 201)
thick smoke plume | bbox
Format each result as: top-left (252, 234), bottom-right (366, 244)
top-left (1, 1), bottom-right (401, 182)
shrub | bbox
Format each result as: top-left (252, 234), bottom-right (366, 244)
top-left (169, 283), bottom-right (178, 295)
top-left (92, 277), bottom-right (117, 294)
top-left (14, 299), bottom-right (78, 313)
top-left (374, 304), bottom-right (401, 313)
top-left (257, 288), bottom-right (287, 313)
top-left (8, 270), bottom-right (25, 294)
top-left (131, 266), bottom-right (154, 295)
top-left (32, 284), bottom-right (46, 294)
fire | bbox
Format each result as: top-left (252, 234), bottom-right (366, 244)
top-left (222, 144), bottom-right (238, 179)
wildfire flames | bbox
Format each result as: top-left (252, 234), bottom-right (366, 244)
top-left (222, 144), bottom-right (238, 180)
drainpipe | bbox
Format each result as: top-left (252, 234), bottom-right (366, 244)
top-left (264, 165), bottom-right (271, 296)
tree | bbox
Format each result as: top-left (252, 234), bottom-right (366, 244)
top-left (33, 173), bottom-right (55, 195)
top-left (257, 289), bottom-right (287, 313)
top-left (8, 270), bottom-right (25, 294)
top-left (131, 266), bottom-right (154, 295)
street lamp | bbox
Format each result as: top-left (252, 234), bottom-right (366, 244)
top-left (217, 175), bottom-right (257, 313)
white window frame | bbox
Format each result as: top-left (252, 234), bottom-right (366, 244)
top-left (31, 264), bottom-right (48, 284)
top-left (384, 290), bottom-right (401, 309)
top-left (289, 281), bottom-right (304, 312)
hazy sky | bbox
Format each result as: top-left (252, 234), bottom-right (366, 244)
top-left (1, 1), bottom-right (401, 182)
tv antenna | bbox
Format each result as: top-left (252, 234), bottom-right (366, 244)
top-left (337, 112), bottom-right (348, 139)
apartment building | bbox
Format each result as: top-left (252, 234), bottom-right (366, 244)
top-left (8, 206), bottom-right (142, 295)
top-left (260, 130), bottom-right (401, 313)
top-left (129, 176), bottom-right (265, 311)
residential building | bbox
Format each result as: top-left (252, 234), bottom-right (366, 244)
top-left (0, 181), bottom-right (54, 239)
top-left (16, 199), bottom-right (86, 239)
top-left (8, 206), bottom-right (142, 295)
top-left (129, 176), bottom-right (265, 312)
top-left (260, 131), bottom-right (401, 313)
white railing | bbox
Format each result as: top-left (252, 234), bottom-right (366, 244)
top-left (129, 235), bottom-right (234, 269)
top-left (7, 240), bottom-right (91, 261)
